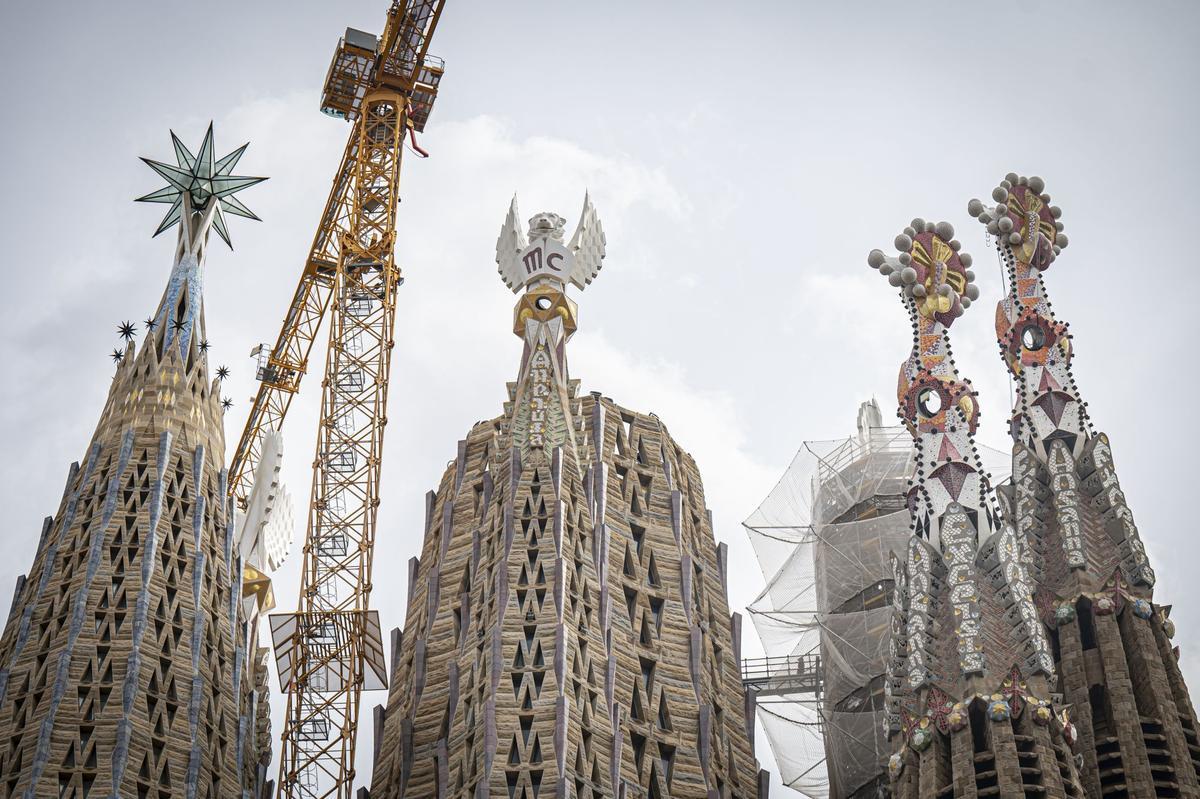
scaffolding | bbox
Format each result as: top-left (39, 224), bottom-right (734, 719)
top-left (744, 401), bottom-right (1010, 798)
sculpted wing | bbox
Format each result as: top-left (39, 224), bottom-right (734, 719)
top-left (496, 195), bottom-right (528, 292)
top-left (567, 192), bottom-right (606, 290)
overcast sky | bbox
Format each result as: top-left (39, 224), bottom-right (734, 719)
top-left (2, 1), bottom-right (1198, 794)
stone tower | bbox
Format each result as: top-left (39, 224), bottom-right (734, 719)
top-left (971, 174), bottom-right (1200, 799)
top-left (868, 221), bottom-right (1083, 799)
top-left (0, 127), bottom-right (271, 798)
top-left (368, 196), bottom-right (766, 798)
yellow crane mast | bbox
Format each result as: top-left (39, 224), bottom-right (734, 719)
top-left (225, 3), bottom-right (445, 796)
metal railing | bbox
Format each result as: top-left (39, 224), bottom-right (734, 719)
top-left (741, 653), bottom-right (823, 697)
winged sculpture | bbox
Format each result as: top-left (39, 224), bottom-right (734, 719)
top-left (496, 193), bottom-right (606, 293)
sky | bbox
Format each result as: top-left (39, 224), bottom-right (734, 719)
top-left (1, 0), bottom-right (1199, 794)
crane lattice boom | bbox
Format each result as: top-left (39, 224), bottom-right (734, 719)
top-left (225, 3), bottom-right (445, 797)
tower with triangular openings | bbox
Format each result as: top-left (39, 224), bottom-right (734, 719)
top-left (368, 196), bottom-right (767, 798)
top-left (0, 127), bottom-right (272, 798)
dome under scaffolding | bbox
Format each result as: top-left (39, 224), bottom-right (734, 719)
top-left (742, 400), bottom-right (1012, 798)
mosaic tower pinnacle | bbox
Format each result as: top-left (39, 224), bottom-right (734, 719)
top-left (0, 127), bottom-right (270, 798)
top-left (869, 220), bottom-right (1083, 799)
top-left (972, 174), bottom-right (1200, 799)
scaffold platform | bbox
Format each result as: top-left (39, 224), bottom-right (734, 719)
top-left (741, 653), bottom-right (823, 697)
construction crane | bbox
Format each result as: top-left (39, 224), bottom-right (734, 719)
top-left (225, 2), bottom-right (445, 797)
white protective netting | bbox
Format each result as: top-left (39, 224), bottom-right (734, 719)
top-left (745, 402), bottom-right (1011, 798)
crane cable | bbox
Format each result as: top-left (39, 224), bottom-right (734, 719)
top-left (405, 99), bottom-right (430, 158)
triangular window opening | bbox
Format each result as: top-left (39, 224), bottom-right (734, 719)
top-left (630, 682), bottom-right (645, 721)
top-left (520, 714), bottom-right (534, 745)
top-left (639, 656), bottom-right (656, 694)
top-left (529, 736), bottom-right (542, 764)
top-left (657, 691), bottom-right (672, 731)
top-left (508, 735), bottom-right (521, 765)
top-left (622, 545), bottom-right (637, 579)
top-left (623, 586), bottom-right (639, 626)
top-left (630, 523), bottom-right (646, 557)
top-left (646, 554), bottom-right (661, 587)
top-left (659, 742), bottom-right (676, 786)
top-left (639, 617), bottom-right (654, 646)
top-left (649, 596), bottom-right (664, 631)
top-left (648, 763), bottom-right (663, 799)
top-left (630, 731), bottom-right (647, 774)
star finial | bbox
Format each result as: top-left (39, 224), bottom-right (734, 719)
top-left (221, 397), bottom-right (233, 411)
top-left (215, 365), bottom-right (230, 380)
top-left (110, 348), bottom-right (125, 364)
top-left (144, 316), bottom-right (158, 331)
top-left (136, 123), bottom-right (267, 249)
top-left (118, 321), bottom-right (137, 340)
top-left (199, 338), bottom-right (210, 353)
top-left (171, 318), bottom-right (185, 333)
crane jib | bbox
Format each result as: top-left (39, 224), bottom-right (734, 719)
top-left (218, 2), bottom-right (447, 798)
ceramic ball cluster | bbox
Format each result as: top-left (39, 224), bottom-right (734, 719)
top-left (947, 702), bottom-right (968, 732)
top-left (967, 173), bottom-right (1068, 260)
top-left (910, 719), bottom-right (934, 752)
top-left (866, 219), bottom-right (981, 315)
top-left (987, 695), bottom-right (1011, 722)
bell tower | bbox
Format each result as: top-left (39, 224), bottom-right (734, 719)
top-left (368, 195), bottom-right (767, 797)
top-left (0, 126), bottom-right (271, 798)
top-left (971, 174), bottom-right (1200, 799)
top-left (868, 219), bottom-right (1082, 799)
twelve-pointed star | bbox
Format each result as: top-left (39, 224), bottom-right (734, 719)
top-left (171, 318), bottom-right (185, 333)
top-left (118, 320), bottom-right (137, 340)
top-left (144, 317), bottom-right (158, 331)
top-left (221, 397), bottom-right (234, 411)
top-left (215, 365), bottom-right (230, 380)
top-left (136, 123), bottom-right (266, 248)
top-left (199, 338), bottom-right (210, 353)
top-left (110, 348), bottom-right (125, 364)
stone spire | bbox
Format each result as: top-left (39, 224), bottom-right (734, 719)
top-left (0, 127), bottom-right (271, 798)
top-left (971, 174), bottom-right (1200, 799)
top-left (868, 221), bottom-right (1082, 799)
top-left (369, 196), bottom-right (767, 798)
top-left (495, 193), bottom-right (606, 459)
